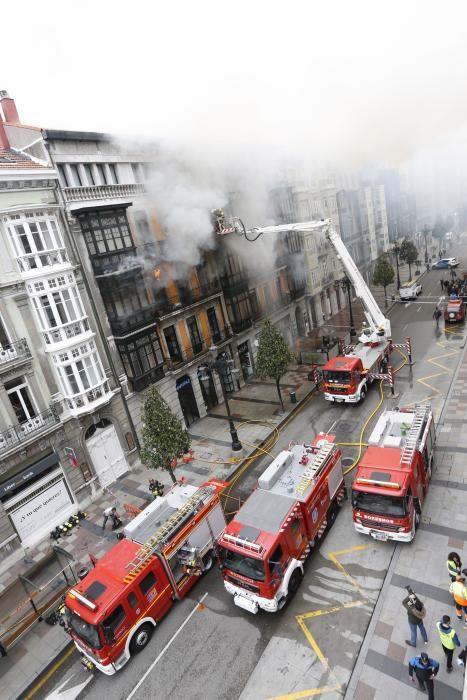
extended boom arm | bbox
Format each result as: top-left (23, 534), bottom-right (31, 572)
top-left (214, 212), bottom-right (391, 343)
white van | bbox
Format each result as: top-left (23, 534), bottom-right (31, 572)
top-left (399, 280), bottom-right (422, 301)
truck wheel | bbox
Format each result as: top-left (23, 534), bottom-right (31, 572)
top-left (327, 500), bottom-right (338, 526)
top-left (414, 510), bottom-right (421, 531)
top-left (129, 623), bottom-right (153, 655)
top-left (202, 551), bottom-right (214, 572)
top-left (359, 386), bottom-right (367, 403)
top-left (287, 569), bottom-right (304, 599)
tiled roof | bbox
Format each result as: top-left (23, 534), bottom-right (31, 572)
top-left (0, 148), bottom-right (47, 169)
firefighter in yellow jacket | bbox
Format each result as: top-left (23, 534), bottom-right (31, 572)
top-left (449, 573), bottom-right (467, 625)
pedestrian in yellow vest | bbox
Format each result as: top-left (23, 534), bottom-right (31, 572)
top-left (446, 552), bottom-right (462, 582)
top-left (436, 615), bottom-right (460, 672)
top-left (449, 574), bottom-right (467, 625)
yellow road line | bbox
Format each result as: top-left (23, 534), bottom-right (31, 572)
top-left (267, 684), bottom-right (341, 700)
top-left (299, 599), bottom-right (366, 621)
top-left (270, 546), bottom-right (375, 700)
top-left (24, 645), bottom-right (75, 699)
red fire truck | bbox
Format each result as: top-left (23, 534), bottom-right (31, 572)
top-left (322, 345), bottom-right (391, 404)
top-left (351, 404), bottom-right (435, 542)
top-left (63, 480), bottom-right (226, 674)
top-left (217, 435), bottom-right (345, 614)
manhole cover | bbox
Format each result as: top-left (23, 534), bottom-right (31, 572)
top-left (342, 457), bottom-right (354, 467)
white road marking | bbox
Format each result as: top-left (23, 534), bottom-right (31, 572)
top-left (45, 674), bottom-right (92, 700)
top-left (417, 305), bottom-right (422, 312)
top-left (326, 419), bottom-right (338, 434)
top-left (125, 593), bottom-right (209, 700)
top-left (428, 291), bottom-right (432, 296)
top-left (403, 323), bottom-right (408, 330)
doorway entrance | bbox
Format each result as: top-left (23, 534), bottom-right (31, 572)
top-left (176, 375), bottom-right (200, 427)
top-left (85, 419), bottom-right (128, 487)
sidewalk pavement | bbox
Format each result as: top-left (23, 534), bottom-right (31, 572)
top-left (0, 364), bottom-right (314, 700)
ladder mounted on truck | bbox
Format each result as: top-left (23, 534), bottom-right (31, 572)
top-left (123, 485), bottom-right (215, 582)
top-left (296, 441), bottom-right (335, 496)
top-left (400, 405), bottom-right (431, 466)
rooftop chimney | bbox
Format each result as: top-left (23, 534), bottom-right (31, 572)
top-left (0, 90), bottom-right (20, 124)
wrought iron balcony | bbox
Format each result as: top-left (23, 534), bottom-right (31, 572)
top-left (289, 285), bottom-right (306, 300)
top-left (0, 408), bottom-right (60, 455)
top-left (220, 272), bottom-right (250, 298)
top-left (63, 183), bottom-right (146, 203)
top-left (0, 339), bottom-right (31, 370)
top-left (230, 318), bottom-right (253, 334)
top-left (157, 280), bottom-right (222, 317)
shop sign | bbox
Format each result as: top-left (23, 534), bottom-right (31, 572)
top-left (9, 479), bottom-right (73, 542)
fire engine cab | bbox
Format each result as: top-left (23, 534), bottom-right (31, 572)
top-left (63, 480), bottom-right (226, 674)
top-left (352, 405), bottom-right (434, 542)
top-left (217, 435), bottom-right (345, 614)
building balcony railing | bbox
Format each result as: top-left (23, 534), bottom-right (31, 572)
top-left (321, 273), bottom-right (334, 286)
top-left (129, 364), bottom-right (165, 392)
top-left (157, 280), bottom-right (222, 317)
top-left (230, 318), bottom-right (253, 334)
top-left (0, 339), bottom-right (31, 370)
top-left (0, 408), bottom-right (60, 455)
top-left (16, 249), bottom-right (69, 274)
top-left (109, 304), bottom-right (159, 337)
top-left (63, 183), bottom-right (146, 203)
top-left (220, 273), bottom-right (250, 298)
top-left (64, 380), bottom-right (112, 413)
top-left (289, 285), bottom-right (306, 300)
top-left (165, 328), bottom-right (230, 369)
top-left (42, 318), bottom-right (91, 347)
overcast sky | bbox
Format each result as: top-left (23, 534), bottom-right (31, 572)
top-left (3, 0), bottom-right (467, 171)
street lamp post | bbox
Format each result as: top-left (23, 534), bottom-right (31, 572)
top-left (339, 276), bottom-right (356, 338)
top-left (199, 346), bottom-right (243, 452)
top-left (393, 243), bottom-right (401, 289)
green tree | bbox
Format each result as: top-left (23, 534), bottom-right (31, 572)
top-left (399, 238), bottom-right (418, 279)
top-left (255, 319), bottom-right (294, 411)
top-left (372, 255), bottom-right (395, 307)
top-left (141, 386), bottom-right (190, 484)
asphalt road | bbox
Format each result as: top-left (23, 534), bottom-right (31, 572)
top-left (37, 245), bottom-right (467, 700)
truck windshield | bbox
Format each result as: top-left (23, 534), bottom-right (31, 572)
top-left (219, 546), bottom-right (265, 581)
top-left (323, 370), bottom-right (351, 384)
top-left (352, 490), bottom-right (407, 517)
top-left (66, 607), bottom-right (102, 649)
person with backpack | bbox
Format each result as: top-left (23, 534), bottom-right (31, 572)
top-left (408, 652), bottom-right (439, 700)
top-left (403, 586), bottom-right (428, 647)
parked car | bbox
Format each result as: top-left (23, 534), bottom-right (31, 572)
top-left (432, 257), bottom-right (459, 269)
top-left (444, 298), bottom-right (465, 323)
top-left (399, 280), bottom-right (422, 301)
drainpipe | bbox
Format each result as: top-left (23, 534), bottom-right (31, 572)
top-left (46, 152), bottom-right (140, 451)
